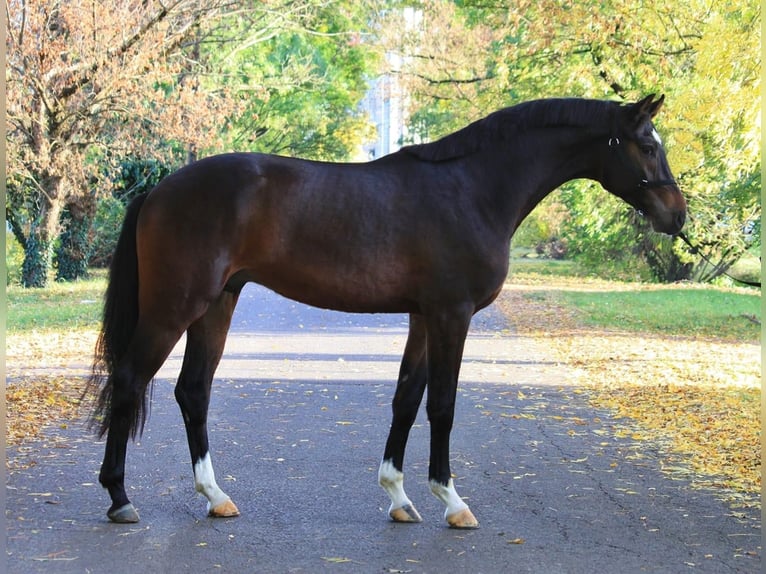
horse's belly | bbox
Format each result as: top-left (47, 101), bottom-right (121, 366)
top-left (246, 263), bottom-right (420, 315)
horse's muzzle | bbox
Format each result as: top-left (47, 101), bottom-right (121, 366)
top-left (649, 208), bottom-right (686, 235)
top-left (643, 183), bottom-right (687, 235)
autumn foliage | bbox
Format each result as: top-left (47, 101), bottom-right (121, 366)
top-left (379, 1), bottom-right (760, 282)
top-left (6, 0), bottom-right (378, 287)
top-left (6, 1), bottom-right (243, 286)
top-left (6, 1), bottom-right (761, 287)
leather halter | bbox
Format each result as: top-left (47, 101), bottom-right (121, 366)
top-left (608, 136), bottom-right (677, 190)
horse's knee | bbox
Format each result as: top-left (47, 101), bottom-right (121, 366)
top-left (174, 384), bottom-right (189, 409)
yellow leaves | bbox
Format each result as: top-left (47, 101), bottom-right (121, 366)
top-left (6, 330), bottom-right (99, 379)
top-left (7, 329), bottom-right (95, 451)
top-left (498, 281), bottom-right (761, 505)
top-left (614, 487), bottom-right (639, 496)
top-left (614, 428), bottom-right (650, 441)
top-left (6, 376), bottom-right (87, 448)
top-left (590, 380), bottom-right (761, 494)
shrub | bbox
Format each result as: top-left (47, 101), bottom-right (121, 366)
top-left (88, 196), bottom-right (126, 268)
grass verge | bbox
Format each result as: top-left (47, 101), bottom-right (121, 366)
top-left (7, 271), bottom-right (107, 333)
top-left (558, 287), bottom-right (760, 341)
top-left (6, 274), bottom-right (106, 456)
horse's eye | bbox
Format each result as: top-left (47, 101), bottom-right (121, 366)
top-left (641, 145), bottom-right (656, 158)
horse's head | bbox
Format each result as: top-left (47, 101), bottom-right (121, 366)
top-left (601, 94), bottom-right (686, 235)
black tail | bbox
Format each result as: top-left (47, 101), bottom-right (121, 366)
top-left (87, 192), bottom-right (150, 438)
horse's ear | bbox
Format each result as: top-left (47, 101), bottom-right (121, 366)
top-left (626, 94), bottom-right (664, 127)
top-left (641, 94), bottom-right (664, 118)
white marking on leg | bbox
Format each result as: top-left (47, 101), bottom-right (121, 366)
top-left (378, 459), bottom-right (413, 512)
top-left (430, 478), bottom-right (469, 519)
top-left (193, 453), bottom-right (231, 512)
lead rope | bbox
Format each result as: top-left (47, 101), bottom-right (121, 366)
top-left (676, 232), bottom-right (761, 288)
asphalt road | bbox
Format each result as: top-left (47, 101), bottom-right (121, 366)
top-left (6, 284), bottom-right (761, 573)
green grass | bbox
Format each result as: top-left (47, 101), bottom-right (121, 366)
top-left (6, 266), bottom-right (761, 344)
top-left (557, 287), bottom-right (761, 342)
top-left (509, 255), bottom-right (585, 278)
top-left (7, 271), bottom-right (107, 333)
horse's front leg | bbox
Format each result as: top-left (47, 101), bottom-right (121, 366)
top-left (425, 306), bottom-right (479, 529)
top-left (379, 314), bottom-right (427, 523)
top-left (175, 291), bottom-right (240, 518)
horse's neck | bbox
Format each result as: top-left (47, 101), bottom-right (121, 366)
top-left (483, 127), bottom-right (605, 236)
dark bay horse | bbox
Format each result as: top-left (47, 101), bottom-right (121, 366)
top-left (87, 95), bottom-right (686, 528)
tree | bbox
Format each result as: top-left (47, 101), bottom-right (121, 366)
top-left (377, 0), bottom-right (500, 142)
top-left (216, 1), bottom-right (380, 160)
top-left (664, 3), bottom-right (760, 282)
top-left (6, 0), bottom-right (246, 286)
top-left (87, 157), bottom-right (176, 269)
top-left (7, 1), bottom-right (386, 286)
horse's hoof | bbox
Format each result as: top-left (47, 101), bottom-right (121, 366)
top-left (446, 508), bottom-right (479, 529)
top-left (208, 499), bottom-right (240, 518)
top-left (389, 503), bottom-right (423, 523)
top-left (107, 503), bottom-right (140, 523)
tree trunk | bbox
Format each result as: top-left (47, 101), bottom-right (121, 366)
top-left (55, 195), bottom-right (96, 282)
top-left (21, 194), bottom-right (63, 288)
top-left (633, 218), bottom-right (693, 283)
top-left (21, 232), bottom-right (52, 288)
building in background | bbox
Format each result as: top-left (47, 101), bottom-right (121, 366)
top-left (358, 8), bottom-right (421, 161)
top-left (359, 68), bottom-right (407, 160)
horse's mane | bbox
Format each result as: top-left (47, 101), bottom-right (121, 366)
top-left (402, 98), bottom-right (618, 162)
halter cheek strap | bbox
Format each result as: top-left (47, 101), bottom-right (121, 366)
top-left (637, 178), bottom-right (678, 190)
top-left (608, 137), bottom-right (677, 191)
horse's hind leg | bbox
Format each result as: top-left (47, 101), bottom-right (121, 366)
top-left (379, 314), bottom-right (427, 523)
top-left (175, 290), bottom-right (241, 518)
top-left (100, 325), bottom-right (184, 523)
